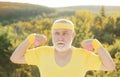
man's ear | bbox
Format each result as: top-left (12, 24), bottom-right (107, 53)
top-left (72, 31), bottom-right (76, 39)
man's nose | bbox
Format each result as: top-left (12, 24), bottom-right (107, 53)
top-left (58, 34), bottom-right (64, 40)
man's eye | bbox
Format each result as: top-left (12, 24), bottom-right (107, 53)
top-left (55, 32), bottom-right (59, 35)
top-left (63, 32), bottom-right (68, 35)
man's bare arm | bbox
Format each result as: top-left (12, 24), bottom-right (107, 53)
top-left (81, 39), bottom-right (115, 71)
top-left (10, 34), bottom-right (47, 64)
top-left (10, 39), bottom-right (30, 64)
top-left (97, 46), bottom-right (115, 71)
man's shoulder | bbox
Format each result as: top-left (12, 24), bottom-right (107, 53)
top-left (73, 46), bottom-right (91, 55)
top-left (36, 46), bottom-right (54, 50)
top-left (73, 46), bottom-right (85, 51)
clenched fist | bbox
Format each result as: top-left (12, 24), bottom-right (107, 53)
top-left (27, 33), bottom-right (47, 46)
top-left (34, 34), bottom-right (47, 46)
top-left (81, 39), bottom-right (102, 52)
top-left (81, 39), bottom-right (94, 51)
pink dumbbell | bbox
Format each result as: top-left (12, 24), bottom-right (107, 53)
top-left (86, 45), bottom-right (93, 51)
top-left (34, 40), bottom-right (40, 46)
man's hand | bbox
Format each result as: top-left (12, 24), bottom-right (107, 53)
top-left (81, 39), bottom-right (94, 51)
top-left (81, 39), bottom-right (103, 51)
top-left (27, 33), bottom-right (47, 46)
top-left (34, 34), bottom-right (47, 46)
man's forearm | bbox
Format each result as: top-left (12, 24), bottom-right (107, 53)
top-left (10, 39), bottom-right (30, 64)
top-left (92, 39), bottom-right (115, 71)
top-left (97, 46), bottom-right (115, 71)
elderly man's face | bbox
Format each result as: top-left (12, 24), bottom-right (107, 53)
top-left (52, 29), bottom-right (75, 52)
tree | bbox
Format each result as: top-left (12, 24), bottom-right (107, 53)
top-left (0, 30), bottom-right (15, 77)
top-left (115, 17), bottom-right (120, 37)
top-left (100, 6), bottom-right (106, 17)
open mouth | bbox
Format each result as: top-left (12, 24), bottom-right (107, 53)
top-left (57, 42), bottom-right (65, 47)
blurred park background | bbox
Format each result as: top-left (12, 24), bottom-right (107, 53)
top-left (0, 2), bottom-right (120, 77)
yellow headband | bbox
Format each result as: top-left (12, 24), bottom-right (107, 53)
top-left (52, 23), bottom-right (74, 30)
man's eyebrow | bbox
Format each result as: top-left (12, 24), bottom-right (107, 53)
top-left (63, 30), bottom-right (70, 33)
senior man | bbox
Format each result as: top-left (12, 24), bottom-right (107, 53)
top-left (10, 19), bottom-right (115, 77)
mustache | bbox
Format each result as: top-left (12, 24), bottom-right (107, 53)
top-left (56, 41), bottom-right (65, 44)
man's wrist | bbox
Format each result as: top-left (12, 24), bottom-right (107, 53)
top-left (92, 39), bottom-right (102, 52)
top-left (27, 33), bottom-right (36, 45)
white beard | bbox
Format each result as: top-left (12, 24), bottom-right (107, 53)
top-left (53, 40), bottom-right (72, 52)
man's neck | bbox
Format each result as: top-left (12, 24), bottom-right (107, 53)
top-left (54, 48), bottom-right (72, 67)
top-left (55, 48), bottom-right (72, 55)
top-left (55, 48), bottom-right (72, 59)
